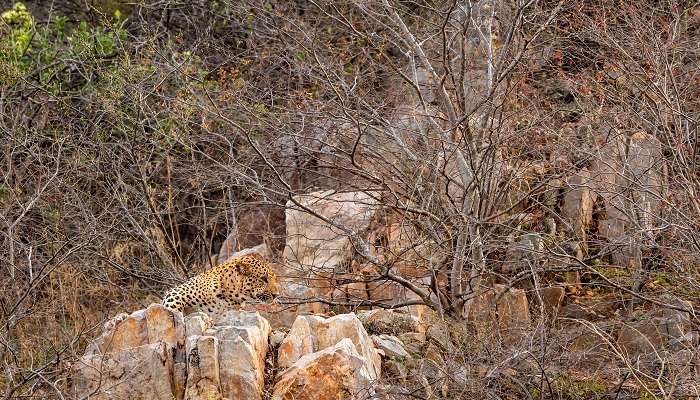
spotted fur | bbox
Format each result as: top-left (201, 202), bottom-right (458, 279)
top-left (162, 254), bottom-right (279, 316)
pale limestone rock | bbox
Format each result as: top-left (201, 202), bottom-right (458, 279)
top-left (185, 335), bottom-right (221, 400)
top-left (85, 304), bottom-right (186, 355)
top-left (272, 338), bottom-right (377, 400)
top-left (73, 306), bottom-right (270, 400)
top-left (371, 335), bottom-right (410, 359)
top-left (218, 338), bottom-right (261, 400)
top-left (277, 313), bottom-right (381, 380)
top-left (185, 312), bottom-right (213, 337)
top-left (269, 330), bottom-right (287, 348)
top-left (72, 342), bottom-right (181, 400)
top-left (283, 190), bottom-right (380, 276)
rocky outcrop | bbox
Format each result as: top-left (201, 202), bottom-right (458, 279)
top-left (74, 307), bottom-right (391, 400)
top-left (274, 313), bottom-right (382, 399)
top-left (277, 313), bottom-right (381, 379)
top-left (71, 305), bottom-right (270, 400)
top-left (72, 304), bottom-right (187, 400)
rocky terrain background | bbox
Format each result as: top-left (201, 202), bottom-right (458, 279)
top-left (1, 0), bottom-right (699, 399)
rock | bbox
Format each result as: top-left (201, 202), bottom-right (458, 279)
top-left (426, 325), bottom-right (454, 352)
top-left (562, 168), bottom-right (594, 238)
top-left (277, 313), bottom-right (381, 380)
top-left (213, 311), bottom-right (270, 365)
top-left (668, 348), bottom-right (700, 378)
top-left (220, 243), bottom-right (272, 264)
top-left (72, 305), bottom-right (271, 400)
top-left (73, 304), bottom-right (187, 400)
top-left (357, 309), bottom-right (422, 335)
top-left (588, 132), bottom-right (666, 269)
top-left (72, 342), bottom-right (183, 400)
top-left (617, 308), bottom-right (692, 360)
top-left (423, 342), bottom-right (445, 365)
top-left (185, 312), bottom-right (213, 337)
top-left (560, 296), bottom-right (622, 321)
top-left (256, 281), bottom-right (326, 328)
top-left (218, 337), bottom-right (264, 400)
top-left (466, 284), bottom-right (530, 342)
top-left (538, 286), bottom-right (565, 316)
top-left (417, 343), bottom-right (447, 397)
top-left (504, 233), bottom-right (543, 276)
top-left (372, 335), bottom-right (410, 359)
top-left (375, 384), bottom-right (412, 400)
top-left (567, 323), bottom-right (616, 371)
top-left (398, 332), bottom-right (426, 354)
top-left (364, 222), bottom-right (445, 313)
top-left (270, 330), bottom-right (287, 348)
top-left (383, 360), bottom-right (408, 383)
top-left (185, 335), bottom-right (221, 400)
top-left (86, 303), bottom-right (187, 355)
top-left (206, 311), bottom-right (271, 400)
top-left (84, 303), bottom-right (186, 358)
top-left (272, 339), bottom-right (377, 400)
top-left (283, 190), bottom-right (380, 275)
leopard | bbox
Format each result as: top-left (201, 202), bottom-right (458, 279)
top-left (162, 253), bottom-right (279, 316)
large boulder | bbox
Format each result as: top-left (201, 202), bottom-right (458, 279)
top-left (72, 305), bottom-right (271, 400)
top-left (72, 341), bottom-right (184, 400)
top-left (280, 190), bottom-right (380, 326)
top-left (283, 190), bottom-right (380, 276)
top-left (272, 338), bottom-right (377, 400)
top-left (72, 304), bottom-right (187, 400)
top-left (277, 313), bottom-right (381, 380)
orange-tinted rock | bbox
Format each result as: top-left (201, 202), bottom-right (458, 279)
top-left (272, 339), bottom-right (377, 400)
top-left (467, 284), bottom-right (530, 341)
top-left (278, 313), bottom-right (381, 380)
